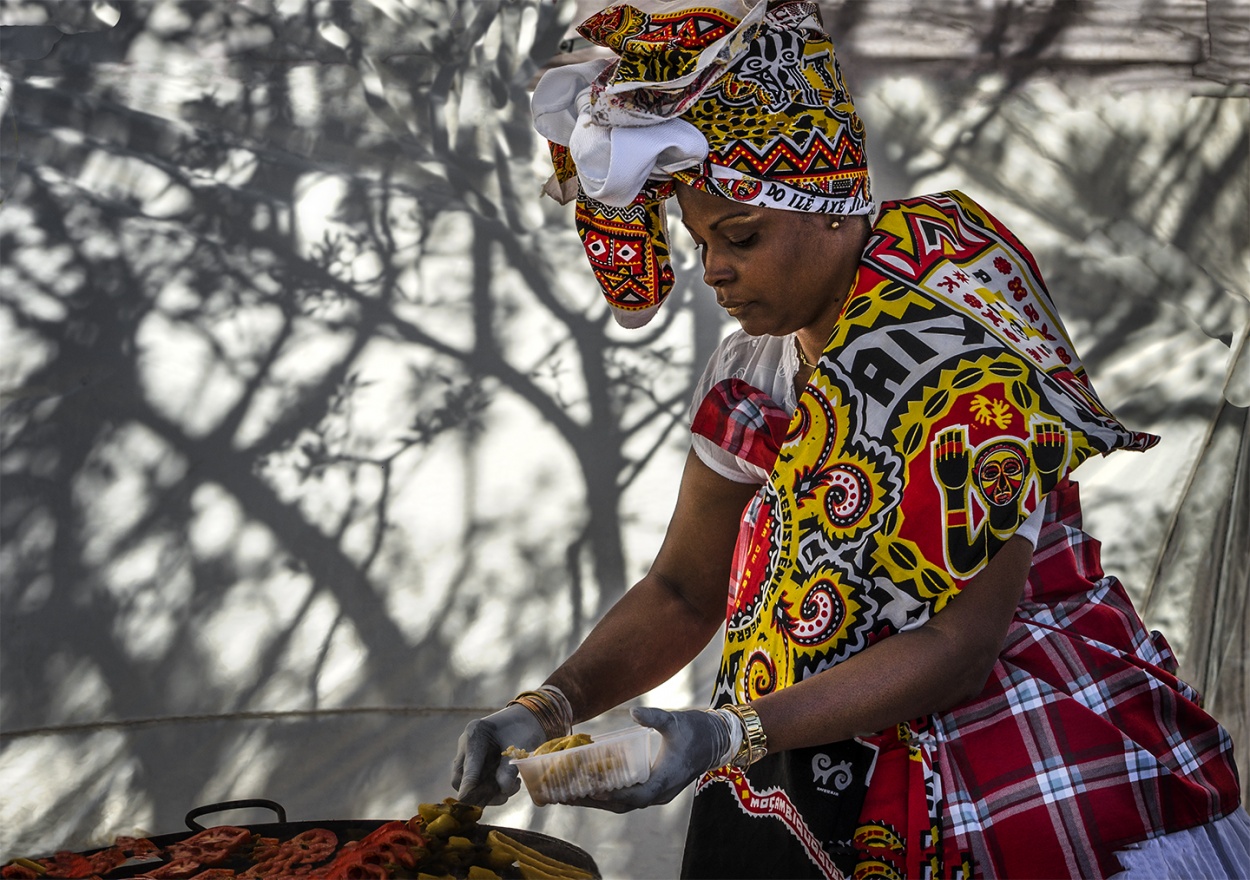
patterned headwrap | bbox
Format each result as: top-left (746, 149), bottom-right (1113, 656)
top-left (531, 1), bottom-right (873, 327)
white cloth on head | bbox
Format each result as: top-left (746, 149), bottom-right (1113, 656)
top-left (531, 59), bottom-right (609, 146)
top-left (569, 90), bottom-right (707, 206)
top-left (532, 59), bottom-right (709, 208)
top-left (530, 1), bottom-right (769, 208)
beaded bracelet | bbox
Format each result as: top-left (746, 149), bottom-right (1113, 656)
top-left (723, 703), bottom-right (768, 770)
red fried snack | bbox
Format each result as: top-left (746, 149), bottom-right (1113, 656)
top-left (20, 850), bottom-right (96, 878)
top-left (320, 822), bottom-right (430, 879)
top-left (320, 852), bottom-right (390, 880)
top-left (279, 829), bottom-right (337, 870)
top-left (239, 828), bottom-right (338, 878)
top-left (85, 847), bottom-right (128, 875)
top-left (142, 858), bottom-right (204, 879)
top-left (166, 827), bottom-right (251, 866)
top-left (115, 838), bottom-right (162, 860)
top-left (3, 835), bottom-right (164, 879)
top-left (135, 826), bottom-right (253, 879)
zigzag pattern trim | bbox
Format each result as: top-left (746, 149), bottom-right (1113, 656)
top-left (630, 8), bottom-right (738, 48)
top-left (715, 129), bottom-right (866, 177)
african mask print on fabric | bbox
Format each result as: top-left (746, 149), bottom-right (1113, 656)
top-left (532, 1), bottom-right (872, 326)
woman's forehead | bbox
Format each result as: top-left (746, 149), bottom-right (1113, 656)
top-left (676, 183), bottom-right (793, 227)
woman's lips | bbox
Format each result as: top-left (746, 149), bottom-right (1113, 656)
top-left (721, 301), bottom-right (750, 317)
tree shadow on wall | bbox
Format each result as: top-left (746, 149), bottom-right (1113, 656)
top-left (1, 0), bottom-right (726, 849)
top-left (2, 0), bottom-right (1246, 855)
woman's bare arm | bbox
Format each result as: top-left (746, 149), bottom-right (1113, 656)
top-left (752, 534), bottom-right (1033, 752)
top-left (545, 449), bottom-right (758, 722)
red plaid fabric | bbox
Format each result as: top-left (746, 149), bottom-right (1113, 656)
top-left (691, 377), bottom-right (792, 471)
top-left (929, 478), bottom-right (1242, 877)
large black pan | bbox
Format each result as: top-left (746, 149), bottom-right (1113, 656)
top-left (19, 799), bottom-right (600, 879)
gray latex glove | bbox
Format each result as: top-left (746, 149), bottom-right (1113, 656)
top-left (452, 703), bottom-right (545, 806)
top-left (572, 706), bottom-right (734, 813)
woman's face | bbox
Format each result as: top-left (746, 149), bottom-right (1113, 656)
top-left (675, 182), bottom-right (865, 340)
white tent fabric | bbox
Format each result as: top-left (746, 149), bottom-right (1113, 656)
top-left (1, 1), bottom-right (1246, 876)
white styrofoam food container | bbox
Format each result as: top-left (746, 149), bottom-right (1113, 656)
top-left (510, 726), bottom-right (661, 805)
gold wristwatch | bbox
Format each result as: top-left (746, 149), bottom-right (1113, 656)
top-left (725, 703), bottom-right (768, 770)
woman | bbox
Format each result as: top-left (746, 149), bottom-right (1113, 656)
top-left (453, 2), bottom-right (1249, 877)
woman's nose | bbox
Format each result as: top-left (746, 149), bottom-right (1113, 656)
top-left (701, 246), bottom-right (734, 288)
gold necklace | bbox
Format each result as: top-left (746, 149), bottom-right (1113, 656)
top-left (795, 337), bottom-right (817, 370)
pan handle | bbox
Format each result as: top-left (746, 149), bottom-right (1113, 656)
top-left (185, 799), bottom-right (287, 831)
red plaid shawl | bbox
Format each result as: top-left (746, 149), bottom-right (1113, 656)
top-left (930, 478), bottom-right (1240, 877)
top-left (851, 479), bottom-right (1241, 878)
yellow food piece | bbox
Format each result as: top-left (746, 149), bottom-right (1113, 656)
top-left (418, 797), bottom-right (482, 825)
top-left (486, 829), bottom-right (594, 880)
top-left (413, 798), bottom-right (594, 878)
top-left (452, 801), bottom-right (483, 824)
top-left (425, 812), bottom-right (460, 838)
top-left (417, 802), bottom-right (446, 823)
top-left (10, 859), bottom-right (47, 875)
top-left (531, 733), bottom-right (593, 756)
top-left (484, 847), bottom-right (516, 870)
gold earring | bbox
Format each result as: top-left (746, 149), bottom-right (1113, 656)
top-left (830, 218), bottom-right (842, 231)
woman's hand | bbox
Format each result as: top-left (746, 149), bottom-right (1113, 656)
top-left (571, 706), bottom-right (733, 813)
top-left (452, 703), bottom-right (546, 806)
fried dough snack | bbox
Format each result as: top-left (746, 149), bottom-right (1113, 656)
top-left (2, 799), bottom-right (596, 879)
top-left (532, 733), bottom-right (593, 756)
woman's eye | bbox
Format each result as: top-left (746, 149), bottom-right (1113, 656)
top-left (729, 234), bottom-right (757, 249)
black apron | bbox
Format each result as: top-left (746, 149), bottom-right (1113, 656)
top-left (680, 739), bottom-right (878, 879)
